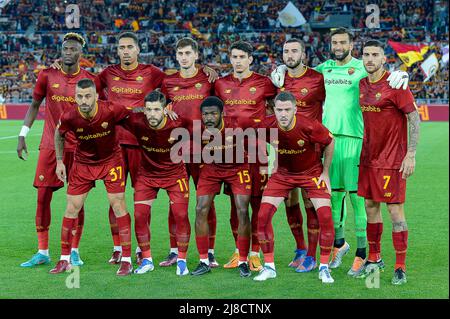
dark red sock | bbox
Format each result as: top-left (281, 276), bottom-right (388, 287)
top-left (250, 196), bottom-right (261, 252)
top-left (230, 197), bottom-right (239, 245)
top-left (168, 206), bottom-right (177, 248)
top-left (109, 206), bottom-right (120, 246)
top-left (116, 214), bottom-right (132, 258)
top-left (257, 202), bottom-right (277, 255)
top-left (171, 202), bottom-right (191, 259)
top-left (305, 206), bottom-right (319, 259)
top-left (36, 187), bottom-right (53, 250)
top-left (134, 203), bottom-right (151, 254)
top-left (367, 222), bottom-right (383, 262)
top-left (392, 230), bottom-right (408, 271)
top-left (196, 235), bottom-right (209, 260)
top-left (316, 206), bottom-right (335, 264)
top-left (61, 217), bottom-right (76, 255)
top-left (71, 206), bottom-right (84, 249)
top-left (208, 202), bottom-right (217, 249)
top-left (286, 203), bottom-right (306, 250)
top-left (237, 235), bottom-right (250, 262)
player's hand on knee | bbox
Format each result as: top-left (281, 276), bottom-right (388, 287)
top-left (270, 64), bottom-right (287, 88)
top-left (317, 172), bottom-right (332, 195)
top-left (387, 70), bottom-right (409, 90)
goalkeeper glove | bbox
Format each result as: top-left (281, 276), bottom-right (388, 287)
top-left (270, 64), bottom-right (288, 88)
top-left (387, 70), bottom-right (409, 90)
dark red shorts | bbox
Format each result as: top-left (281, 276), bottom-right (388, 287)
top-left (120, 145), bottom-right (142, 188)
top-left (67, 156), bottom-right (125, 195)
top-left (134, 173), bottom-right (190, 203)
top-left (263, 171), bottom-right (331, 199)
top-left (34, 148), bottom-right (75, 189)
top-left (197, 163), bottom-right (252, 196)
top-left (186, 162), bottom-right (201, 187)
top-left (250, 162), bottom-right (269, 197)
top-left (358, 166), bottom-right (406, 203)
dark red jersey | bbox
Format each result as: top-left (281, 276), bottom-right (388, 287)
top-left (33, 67), bottom-right (100, 151)
top-left (161, 68), bottom-right (213, 133)
top-left (278, 67), bottom-right (325, 122)
top-left (263, 113), bottom-right (333, 175)
top-left (98, 63), bottom-right (165, 146)
top-left (214, 72), bottom-right (276, 129)
top-left (57, 100), bottom-right (130, 164)
top-left (359, 71), bottom-right (417, 169)
top-left (122, 113), bottom-right (188, 178)
top-left (201, 117), bottom-right (248, 169)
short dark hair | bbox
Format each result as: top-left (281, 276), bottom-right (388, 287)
top-left (284, 38), bottom-right (305, 51)
top-left (144, 90), bottom-right (166, 107)
top-left (200, 96), bottom-right (224, 113)
top-left (229, 40), bottom-right (254, 56)
top-left (77, 78), bottom-right (96, 89)
top-left (176, 37), bottom-right (199, 53)
top-left (330, 27), bottom-right (354, 42)
top-left (363, 39), bottom-right (384, 50)
top-left (63, 32), bottom-right (85, 47)
top-left (117, 32), bottom-right (139, 47)
top-left (274, 91), bottom-right (297, 106)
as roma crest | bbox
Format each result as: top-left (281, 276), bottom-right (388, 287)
top-left (249, 87), bottom-right (257, 94)
top-left (173, 86), bottom-right (180, 92)
top-left (136, 76), bottom-right (143, 82)
top-left (375, 92), bottom-right (382, 100)
top-left (301, 88), bottom-right (308, 96)
top-left (101, 122), bottom-right (109, 129)
top-left (195, 83), bottom-right (202, 90)
top-left (348, 67), bottom-right (355, 75)
top-left (297, 139), bottom-right (305, 147)
top-left (113, 76), bottom-right (120, 81)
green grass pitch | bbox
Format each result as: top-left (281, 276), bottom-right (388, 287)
top-left (0, 120), bottom-right (448, 299)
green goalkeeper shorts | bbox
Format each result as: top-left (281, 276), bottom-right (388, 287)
top-left (329, 135), bottom-right (362, 191)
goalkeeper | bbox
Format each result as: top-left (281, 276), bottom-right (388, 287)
top-left (271, 28), bottom-right (409, 277)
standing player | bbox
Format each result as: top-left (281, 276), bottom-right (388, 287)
top-left (17, 33), bottom-right (100, 268)
top-left (50, 78), bottom-right (133, 276)
top-left (191, 96), bottom-right (253, 277)
top-left (214, 41), bottom-right (277, 271)
top-left (356, 40), bottom-right (420, 285)
top-left (121, 90), bottom-right (191, 276)
top-left (271, 28), bottom-right (409, 276)
top-left (254, 92), bottom-right (335, 284)
top-left (97, 32), bottom-right (165, 264)
top-left (277, 38), bottom-right (326, 272)
top-left (160, 37), bottom-right (218, 268)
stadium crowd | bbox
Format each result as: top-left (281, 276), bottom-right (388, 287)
top-left (0, 0), bottom-right (448, 103)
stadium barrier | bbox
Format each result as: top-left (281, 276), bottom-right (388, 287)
top-left (0, 102), bottom-right (448, 122)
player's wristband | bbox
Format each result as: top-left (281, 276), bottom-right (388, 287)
top-left (19, 125), bottom-right (30, 137)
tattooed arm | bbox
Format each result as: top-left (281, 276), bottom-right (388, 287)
top-left (399, 110), bottom-right (420, 179)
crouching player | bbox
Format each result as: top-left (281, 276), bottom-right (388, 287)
top-left (49, 78), bottom-right (133, 276)
top-left (356, 40), bottom-right (420, 285)
top-left (192, 96), bottom-right (253, 278)
top-left (122, 90), bottom-right (191, 276)
top-left (254, 91), bottom-right (336, 284)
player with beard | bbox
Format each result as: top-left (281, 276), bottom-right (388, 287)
top-left (356, 40), bottom-right (420, 285)
top-left (271, 28), bottom-right (409, 276)
top-left (276, 38), bottom-right (326, 272)
top-left (17, 33), bottom-right (100, 269)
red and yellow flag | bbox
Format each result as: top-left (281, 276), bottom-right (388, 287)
top-left (388, 40), bottom-right (429, 67)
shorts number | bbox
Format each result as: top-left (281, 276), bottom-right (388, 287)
top-left (237, 170), bottom-right (251, 184)
top-left (177, 178), bottom-right (189, 192)
top-left (109, 166), bottom-right (123, 182)
top-left (260, 173), bottom-right (267, 183)
top-left (383, 175), bottom-right (391, 190)
top-left (312, 177), bottom-right (326, 189)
